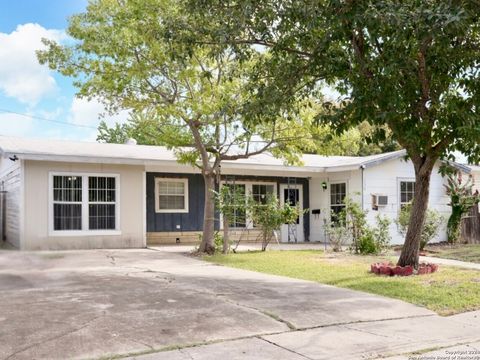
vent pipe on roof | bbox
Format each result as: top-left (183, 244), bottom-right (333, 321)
top-left (125, 138), bottom-right (137, 145)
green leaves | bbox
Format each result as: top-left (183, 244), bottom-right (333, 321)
top-left (38, 0), bottom-right (311, 172)
top-left (187, 0), bottom-right (480, 163)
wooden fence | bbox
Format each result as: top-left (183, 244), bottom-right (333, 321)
top-left (461, 205), bottom-right (480, 244)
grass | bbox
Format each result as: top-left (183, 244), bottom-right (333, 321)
top-left (425, 244), bottom-right (480, 264)
top-left (205, 250), bottom-right (480, 315)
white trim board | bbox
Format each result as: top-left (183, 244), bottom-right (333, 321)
top-left (154, 177), bottom-right (189, 213)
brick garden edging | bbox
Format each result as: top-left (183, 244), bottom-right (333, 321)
top-left (371, 262), bottom-right (438, 276)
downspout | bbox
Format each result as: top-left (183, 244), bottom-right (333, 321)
top-left (360, 165), bottom-right (365, 211)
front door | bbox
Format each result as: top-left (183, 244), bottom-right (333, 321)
top-left (279, 184), bottom-right (304, 242)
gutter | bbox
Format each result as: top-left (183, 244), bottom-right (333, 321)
top-left (4, 152), bottom-right (328, 175)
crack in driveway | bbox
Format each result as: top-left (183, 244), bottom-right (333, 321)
top-left (4, 315), bottom-right (102, 360)
top-left (258, 336), bottom-right (314, 360)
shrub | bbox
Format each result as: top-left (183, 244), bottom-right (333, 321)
top-left (396, 204), bottom-right (444, 250)
top-left (247, 194), bottom-right (303, 251)
top-left (335, 196), bottom-right (391, 255)
top-left (372, 214), bottom-right (391, 253)
top-left (213, 231), bottom-right (226, 253)
top-left (342, 196), bottom-right (368, 253)
top-left (444, 172), bottom-right (480, 244)
top-left (325, 224), bottom-right (351, 252)
top-left (358, 230), bottom-right (377, 254)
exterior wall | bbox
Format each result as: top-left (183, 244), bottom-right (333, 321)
top-left (23, 161), bottom-right (145, 250)
top-left (308, 158), bottom-right (453, 245)
top-left (309, 170), bottom-right (362, 242)
top-left (146, 172), bottom-right (310, 244)
top-left (146, 173), bottom-right (206, 233)
top-left (363, 159), bottom-right (450, 244)
top-left (0, 158), bottom-right (22, 248)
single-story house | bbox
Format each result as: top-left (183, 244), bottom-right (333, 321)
top-left (0, 135), bottom-right (475, 250)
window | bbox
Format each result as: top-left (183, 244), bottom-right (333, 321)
top-left (53, 175), bottom-right (82, 231)
top-left (251, 184), bottom-right (275, 227)
top-left (224, 183), bottom-right (246, 228)
top-left (220, 181), bottom-right (277, 229)
top-left (50, 173), bottom-right (119, 234)
top-left (330, 182), bottom-right (347, 222)
top-left (400, 180), bottom-right (415, 208)
top-left (155, 178), bottom-right (189, 213)
top-left (89, 177), bottom-right (116, 230)
top-left (252, 184), bottom-right (274, 205)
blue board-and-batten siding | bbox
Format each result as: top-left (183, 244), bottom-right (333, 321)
top-left (146, 172), bottom-right (310, 241)
top-left (146, 173), bottom-right (206, 233)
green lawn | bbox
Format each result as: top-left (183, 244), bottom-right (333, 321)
top-left (425, 244), bottom-right (480, 264)
top-left (205, 250), bottom-right (480, 315)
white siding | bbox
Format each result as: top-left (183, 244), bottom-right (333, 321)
top-left (0, 158), bottom-right (22, 248)
top-left (309, 170), bottom-right (362, 242)
top-left (363, 159), bottom-right (450, 244)
top-left (308, 158), bottom-right (453, 245)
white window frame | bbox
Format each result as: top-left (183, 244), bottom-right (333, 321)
top-left (329, 181), bottom-right (348, 221)
top-left (155, 177), bottom-right (189, 213)
top-left (219, 181), bottom-right (277, 229)
top-left (48, 172), bottom-right (121, 237)
top-left (398, 178), bottom-right (416, 209)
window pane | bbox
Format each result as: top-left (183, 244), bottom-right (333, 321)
top-left (252, 184), bottom-right (274, 205)
top-left (330, 183), bottom-right (346, 223)
top-left (89, 176), bottom-right (116, 202)
top-left (223, 184), bottom-right (246, 228)
top-left (53, 204), bottom-right (82, 230)
top-left (87, 177), bottom-right (117, 229)
top-left (331, 205), bottom-right (345, 224)
top-left (53, 175), bottom-right (82, 202)
top-left (171, 182), bottom-right (185, 195)
top-left (159, 195), bottom-right (185, 210)
top-left (158, 182), bottom-right (169, 193)
top-left (400, 181), bottom-right (415, 204)
top-left (89, 204), bottom-right (116, 230)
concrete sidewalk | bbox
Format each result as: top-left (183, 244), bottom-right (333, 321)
top-left (420, 255), bottom-right (480, 270)
top-left (129, 311), bottom-right (480, 360)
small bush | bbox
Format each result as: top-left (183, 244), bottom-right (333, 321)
top-left (396, 204), bottom-right (444, 250)
top-left (372, 214), bottom-right (391, 253)
top-left (213, 232), bottom-right (225, 253)
top-left (325, 225), bottom-right (351, 252)
top-left (334, 195), bottom-right (391, 255)
top-left (358, 230), bottom-right (377, 254)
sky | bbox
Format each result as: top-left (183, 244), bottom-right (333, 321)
top-left (0, 0), bottom-right (127, 141)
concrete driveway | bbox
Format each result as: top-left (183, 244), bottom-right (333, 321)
top-left (0, 248), bottom-right (477, 360)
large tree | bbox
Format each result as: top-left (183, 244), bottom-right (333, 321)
top-left (99, 115), bottom-right (400, 156)
top-left (38, 0), bottom-right (309, 253)
top-left (185, 0), bottom-right (480, 267)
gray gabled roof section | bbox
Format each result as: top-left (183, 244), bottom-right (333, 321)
top-left (360, 149), bottom-right (407, 169)
top-left (0, 135), bottom-right (470, 174)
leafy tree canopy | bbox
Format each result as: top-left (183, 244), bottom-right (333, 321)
top-left (37, 0), bottom-right (316, 253)
top-left (181, 0), bottom-right (480, 266)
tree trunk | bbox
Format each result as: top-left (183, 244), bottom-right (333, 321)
top-left (198, 173), bottom-right (216, 254)
top-left (397, 165), bottom-right (433, 268)
top-left (222, 216), bottom-right (230, 254)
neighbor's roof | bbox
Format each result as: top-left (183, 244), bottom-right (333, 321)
top-left (0, 135), bottom-right (417, 173)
